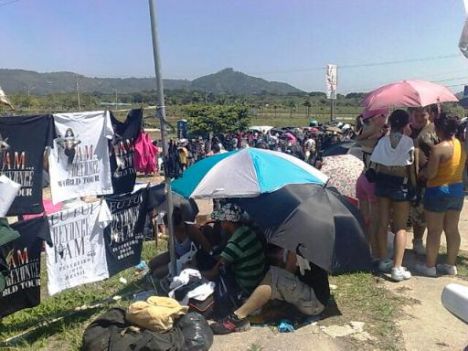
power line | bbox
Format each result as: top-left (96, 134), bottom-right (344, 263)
top-left (0, 0), bottom-right (21, 8)
top-left (248, 54), bottom-right (461, 75)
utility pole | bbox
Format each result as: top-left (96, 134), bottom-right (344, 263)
top-left (330, 99), bottom-right (335, 123)
top-left (76, 75), bottom-right (81, 111)
top-left (114, 89), bottom-right (118, 110)
top-left (148, 0), bottom-right (177, 275)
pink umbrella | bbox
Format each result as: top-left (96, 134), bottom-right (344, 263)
top-left (362, 80), bottom-right (458, 110)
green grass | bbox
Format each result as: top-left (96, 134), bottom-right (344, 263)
top-left (0, 241), bottom-right (163, 350)
top-left (326, 273), bottom-right (406, 351)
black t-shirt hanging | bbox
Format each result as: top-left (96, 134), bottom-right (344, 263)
top-left (0, 217), bottom-right (51, 318)
top-left (109, 109), bottom-right (143, 194)
top-left (0, 115), bottom-right (55, 215)
top-left (104, 187), bottom-right (148, 277)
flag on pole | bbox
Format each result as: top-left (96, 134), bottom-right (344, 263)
top-left (0, 85), bottom-right (14, 109)
top-left (326, 64), bottom-right (337, 100)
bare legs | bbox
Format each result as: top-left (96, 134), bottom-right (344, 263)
top-left (234, 273), bottom-right (272, 319)
top-left (425, 210), bottom-right (461, 267)
top-left (392, 201), bottom-right (410, 268)
top-left (376, 197), bottom-right (391, 260)
top-left (376, 197), bottom-right (410, 267)
top-left (360, 199), bottom-right (379, 258)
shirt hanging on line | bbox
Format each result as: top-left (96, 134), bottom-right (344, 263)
top-left (0, 217), bottom-right (51, 318)
top-left (104, 187), bottom-right (148, 277)
top-left (109, 108), bottom-right (143, 194)
top-left (0, 115), bottom-right (55, 215)
top-left (48, 111), bottom-right (114, 204)
top-left (46, 200), bottom-right (112, 295)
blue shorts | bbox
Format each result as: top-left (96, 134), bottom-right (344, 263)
top-left (374, 173), bottom-right (415, 202)
top-left (424, 183), bottom-right (464, 213)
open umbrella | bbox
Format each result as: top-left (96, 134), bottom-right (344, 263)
top-left (147, 183), bottom-right (199, 222)
top-left (172, 148), bottom-right (328, 199)
top-left (321, 154), bottom-right (364, 199)
top-left (362, 80), bottom-right (458, 110)
top-left (237, 184), bottom-right (371, 273)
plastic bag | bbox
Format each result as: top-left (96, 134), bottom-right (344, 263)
top-left (460, 0), bottom-right (468, 58)
top-left (177, 312), bottom-right (213, 351)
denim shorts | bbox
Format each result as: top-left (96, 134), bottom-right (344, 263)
top-left (424, 195), bottom-right (464, 212)
top-left (374, 173), bottom-right (415, 202)
top-left (424, 183), bottom-right (465, 213)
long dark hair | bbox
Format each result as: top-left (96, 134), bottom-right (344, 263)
top-left (434, 113), bottom-right (460, 140)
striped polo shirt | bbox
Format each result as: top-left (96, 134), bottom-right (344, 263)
top-left (221, 225), bottom-right (266, 293)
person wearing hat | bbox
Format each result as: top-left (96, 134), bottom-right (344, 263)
top-left (354, 108), bottom-right (388, 269)
top-left (202, 203), bottom-right (266, 318)
top-left (211, 243), bottom-right (330, 335)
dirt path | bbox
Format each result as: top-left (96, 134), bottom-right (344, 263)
top-left (211, 325), bottom-right (351, 351)
top-left (383, 272), bottom-right (468, 351)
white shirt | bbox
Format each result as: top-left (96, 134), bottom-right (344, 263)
top-left (49, 111), bottom-right (114, 204)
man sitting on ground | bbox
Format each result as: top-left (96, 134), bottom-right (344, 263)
top-left (202, 203), bottom-right (266, 315)
top-left (211, 244), bottom-right (330, 334)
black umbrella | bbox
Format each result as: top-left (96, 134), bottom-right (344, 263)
top-left (236, 184), bottom-right (371, 274)
top-left (148, 183), bottom-right (199, 222)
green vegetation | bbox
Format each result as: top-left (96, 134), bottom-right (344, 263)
top-left (327, 273), bottom-right (406, 351)
top-left (0, 241), bottom-right (163, 351)
top-left (184, 104), bottom-right (250, 135)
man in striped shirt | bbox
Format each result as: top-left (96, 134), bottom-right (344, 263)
top-left (202, 203), bottom-right (266, 319)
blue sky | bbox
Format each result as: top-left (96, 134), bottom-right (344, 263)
top-left (1, 0), bottom-right (468, 92)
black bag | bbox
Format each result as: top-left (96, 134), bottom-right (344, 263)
top-left (177, 312), bottom-right (213, 351)
top-left (81, 308), bottom-right (185, 351)
top-left (188, 295), bottom-right (214, 318)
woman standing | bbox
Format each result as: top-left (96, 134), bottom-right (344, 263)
top-left (416, 114), bottom-right (467, 277)
top-left (370, 110), bottom-right (416, 281)
top-left (354, 109), bottom-right (388, 266)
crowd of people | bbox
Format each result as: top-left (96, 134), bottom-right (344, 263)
top-left (145, 106), bottom-right (467, 335)
top-left (164, 122), bottom-right (355, 179)
top-left (355, 106), bottom-right (467, 281)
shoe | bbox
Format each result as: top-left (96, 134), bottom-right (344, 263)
top-left (436, 264), bottom-right (458, 276)
top-left (391, 267), bottom-right (412, 282)
top-left (412, 240), bottom-right (426, 256)
top-left (211, 314), bottom-right (251, 335)
top-left (414, 263), bottom-right (437, 277)
top-left (378, 259), bottom-right (393, 273)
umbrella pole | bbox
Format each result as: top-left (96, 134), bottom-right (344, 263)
top-left (148, 0), bottom-right (177, 275)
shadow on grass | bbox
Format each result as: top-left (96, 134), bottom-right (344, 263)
top-left (0, 307), bottom-right (103, 347)
top-left (0, 276), bottom-right (147, 343)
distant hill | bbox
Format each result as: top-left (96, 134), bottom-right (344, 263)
top-left (191, 68), bottom-right (302, 95)
top-left (0, 68), bottom-right (303, 95)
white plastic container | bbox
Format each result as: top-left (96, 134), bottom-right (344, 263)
top-left (441, 283), bottom-right (468, 323)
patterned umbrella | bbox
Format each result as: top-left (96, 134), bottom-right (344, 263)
top-left (321, 154), bottom-right (363, 199)
top-left (172, 148), bottom-right (328, 199)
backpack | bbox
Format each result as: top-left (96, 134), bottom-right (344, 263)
top-left (81, 308), bottom-right (185, 351)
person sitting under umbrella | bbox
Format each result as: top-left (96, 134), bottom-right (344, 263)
top-left (211, 244), bottom-right (330, 334)
top-left (202, 203), bottom-right (266, 318)
top-left (148, 207), bottom-right (212, 278)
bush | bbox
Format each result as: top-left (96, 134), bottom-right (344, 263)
top-left (183, 104), bottom-right (250, 135)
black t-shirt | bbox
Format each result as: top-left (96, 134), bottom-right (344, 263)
top-left (297, 262), bottom-right (330, 306)
top-left (109, 109), bottom-right (143, 194)
top-left (0, 115), bottom-right (55, 215)
top-left (104, 188), bottom-right (148, 277)
top-left (0, 217), bottom-right (51, 318)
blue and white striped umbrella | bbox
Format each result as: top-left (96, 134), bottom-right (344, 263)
top-left (172, 148), bottom-right (328, 199)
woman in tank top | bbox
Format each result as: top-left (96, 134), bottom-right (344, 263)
top-left (416, 114), bottom-right (467, 277)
